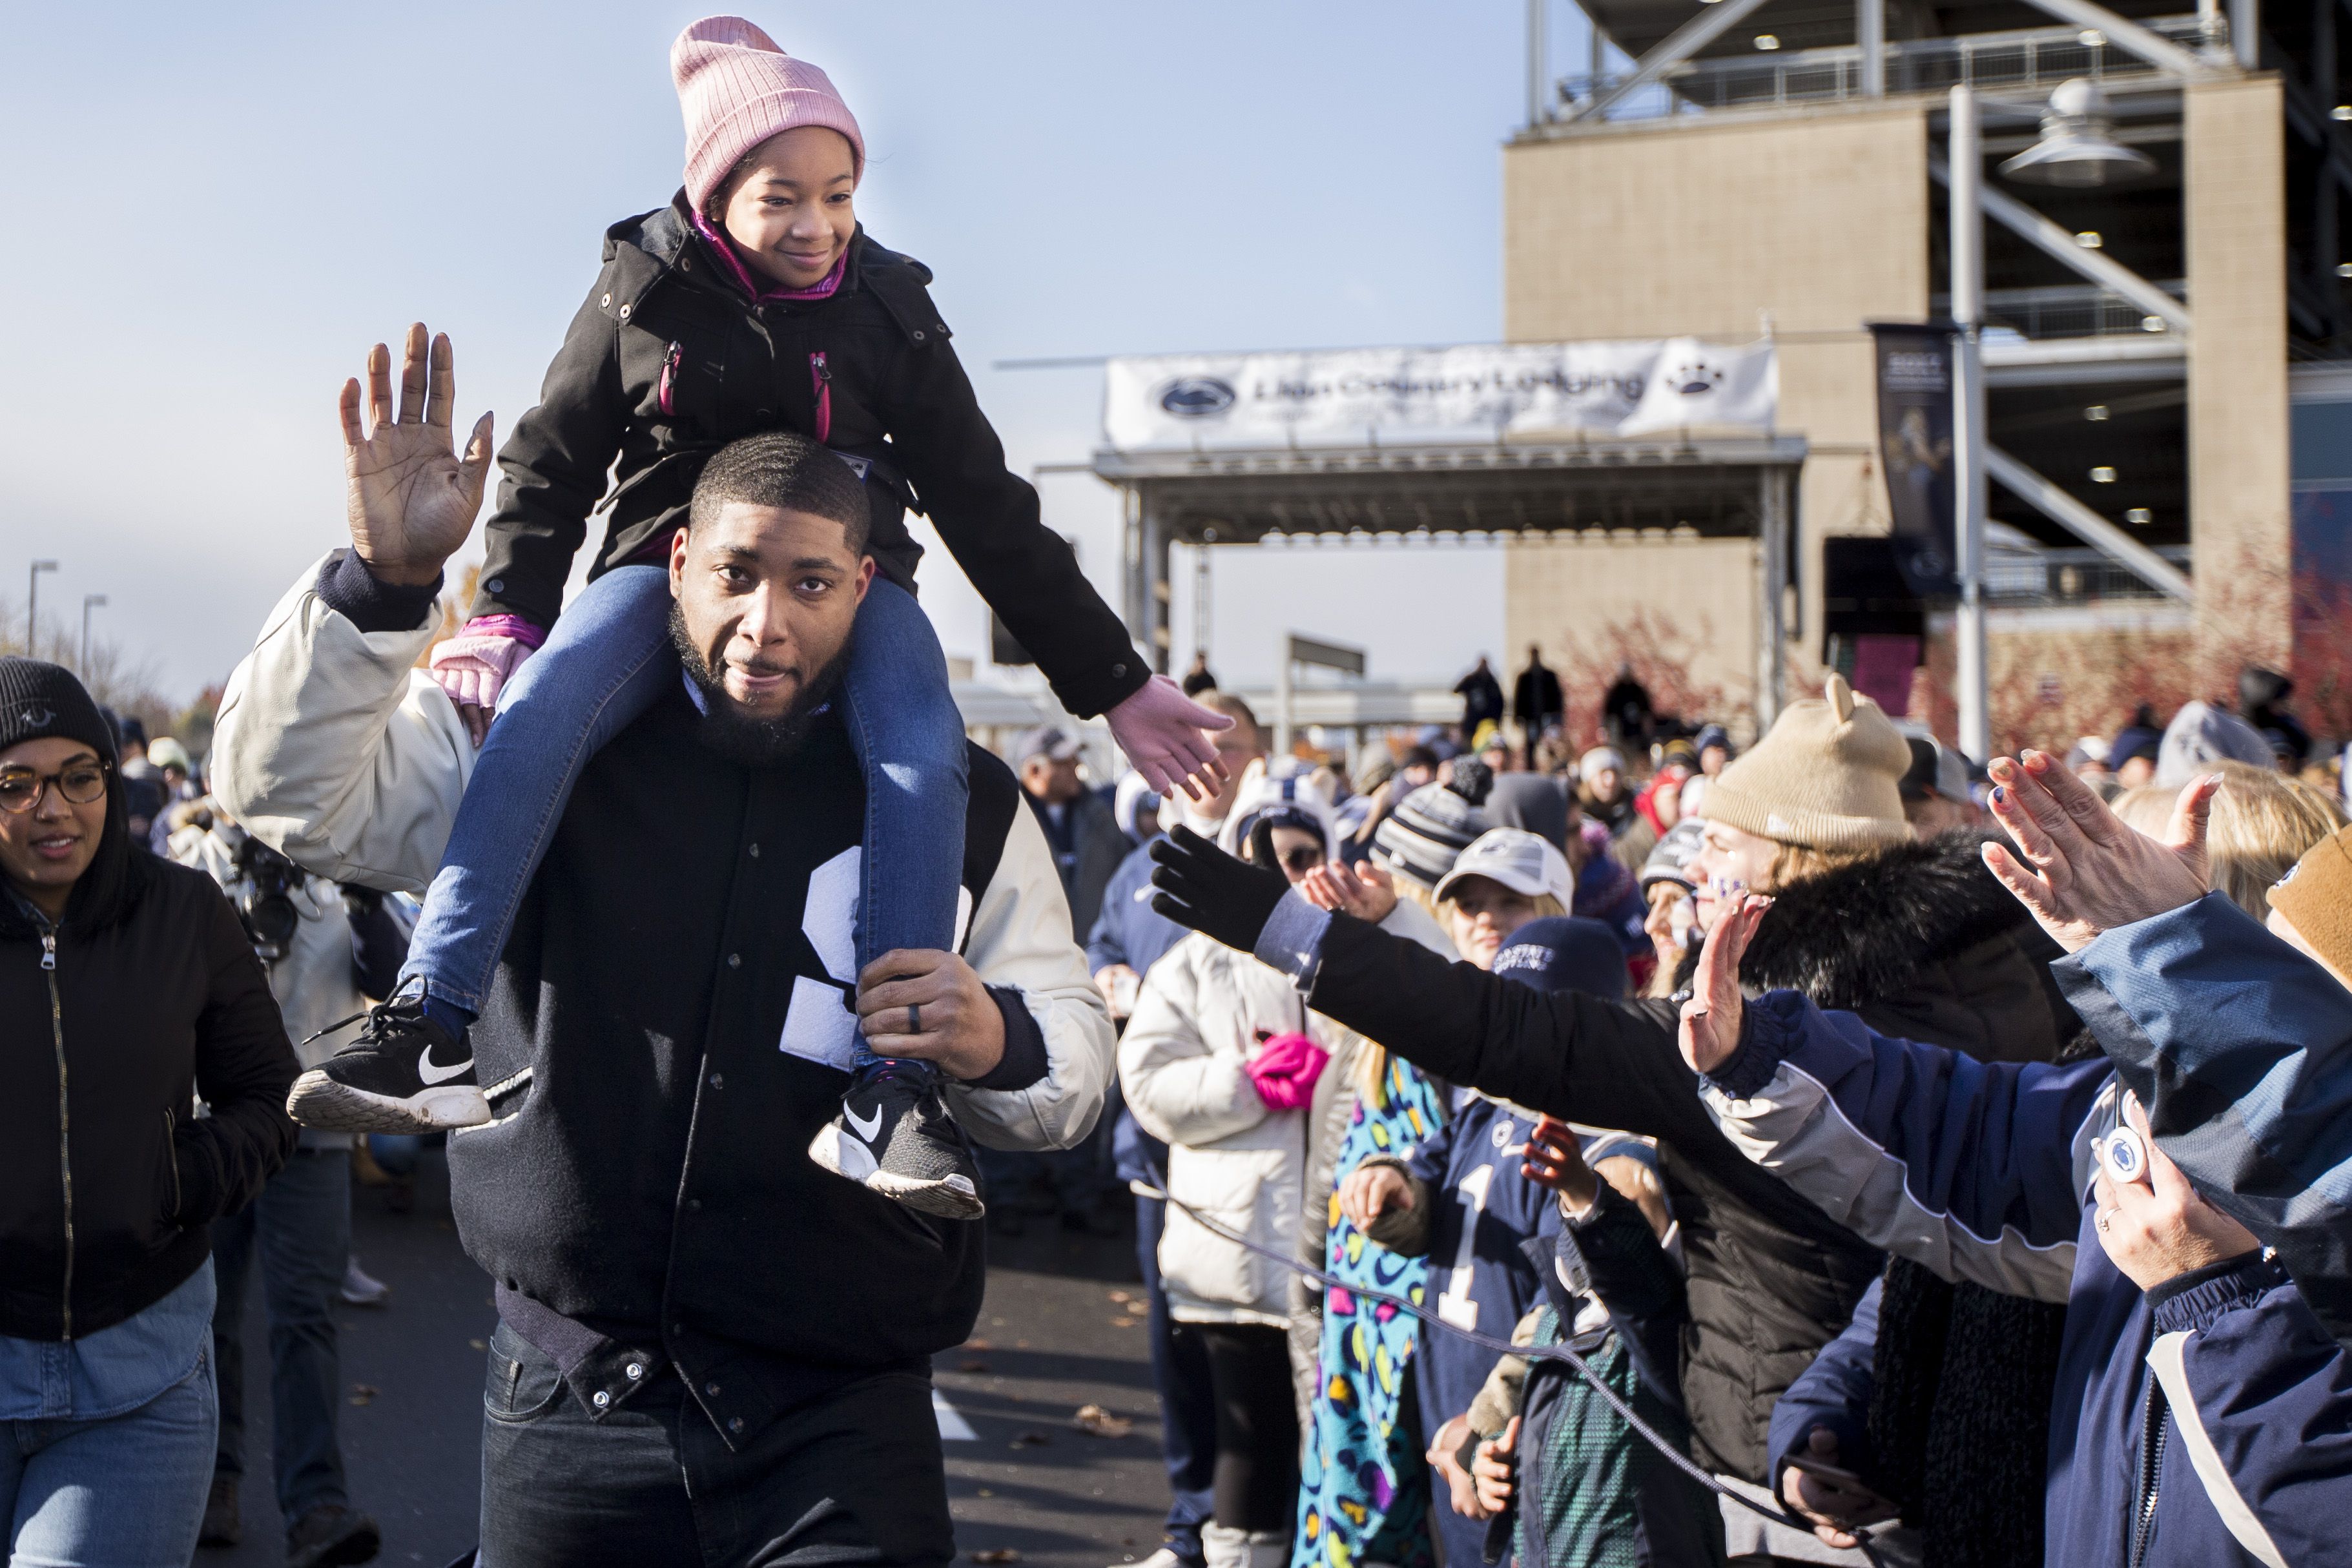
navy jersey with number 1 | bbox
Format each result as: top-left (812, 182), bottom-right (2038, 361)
top-left (1407, 1089), bottom-right (1560, 1568)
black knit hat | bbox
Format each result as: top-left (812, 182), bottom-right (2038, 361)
top-left (0, 659), bottom-right (147, 936)
top-left (0, 659), bottom-right (119, 765)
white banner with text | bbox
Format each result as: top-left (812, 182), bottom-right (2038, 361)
top-left (1102, 339), bottom-right (1777, 451)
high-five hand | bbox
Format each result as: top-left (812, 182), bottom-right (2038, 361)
top-left (340, 324), bottom-right (495, 588)
top-left (1678, 893), bottom-right (1772, 1077)
top-left (1980, 750), bottom-right (2216, 953)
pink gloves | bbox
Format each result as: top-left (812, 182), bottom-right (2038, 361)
top-left (1106, 675), bottom-right (1235, 798)
top-left (428, 617), bottom-right (543, 714)
top-left (1248, 1032), bottom-right (1329, 1111)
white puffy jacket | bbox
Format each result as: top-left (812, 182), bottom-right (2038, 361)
top-left (1122, 900), bottom-right (1453, 1326)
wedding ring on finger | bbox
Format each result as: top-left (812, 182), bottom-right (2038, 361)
top-left (909, 1002), bottom-right (922, 1035)
top-left (2096, 1208), bottom-right (2114, 1233)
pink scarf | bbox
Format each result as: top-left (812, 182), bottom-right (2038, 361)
top-left (688, 211), bottom-right (846, 302)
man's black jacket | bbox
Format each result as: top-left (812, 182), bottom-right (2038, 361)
top-left (451, 676), bottom-right (1060, 1445)
top-left (473, 196), bottom-right (1146, 719)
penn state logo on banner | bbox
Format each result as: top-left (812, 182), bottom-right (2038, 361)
top-left (1159, 378), bottom-right (1237, 418)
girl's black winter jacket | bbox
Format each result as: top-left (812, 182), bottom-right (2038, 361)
top-left (472, 196), bottom-right (1149, 720)
top-left (0, 849), bottom-right (298, 1341)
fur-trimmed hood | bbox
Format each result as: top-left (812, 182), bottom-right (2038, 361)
top-left (1676, 830), bottom-right (2078, 1062)
top-left (1738, 830), bottom-right (2035, 1007)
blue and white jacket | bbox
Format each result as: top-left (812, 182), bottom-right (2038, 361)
top-left (1697, 895), bottom-right (2352, 1567)
top-left (2059, 891), bottom-right (2352, 1348)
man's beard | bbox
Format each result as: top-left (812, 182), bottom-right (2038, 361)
top-left (668, 604), bottom-right (851, 767)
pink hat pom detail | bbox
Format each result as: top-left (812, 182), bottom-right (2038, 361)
top-left (672, 15), bottom-right (865, 213)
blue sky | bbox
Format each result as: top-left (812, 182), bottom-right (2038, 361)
top-left (0, 1), bottom-right (1590, 703)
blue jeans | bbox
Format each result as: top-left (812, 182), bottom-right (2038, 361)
top-left (3, 1356), bottom-right (216, 1567)
top-left (401, 566), bottom-right (969, 1069)
top-left (211, 1148), bottom-right (351, 1521)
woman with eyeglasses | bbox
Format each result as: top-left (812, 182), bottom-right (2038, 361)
top-left (0, 660), bottom-right (296, 1567)
top-left (1119, 763), bottom-right (1455, 1568)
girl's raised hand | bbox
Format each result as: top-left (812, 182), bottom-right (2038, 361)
top-left (1106, 676), bottom-right (1235, 801)
top-left (1679, 893), bottom-right (1771, 1077)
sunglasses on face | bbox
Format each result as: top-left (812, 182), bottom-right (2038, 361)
top-left (0, 759), bottom-right (108, 814)
top-left (1279, 846), bottom-right (1326, 873)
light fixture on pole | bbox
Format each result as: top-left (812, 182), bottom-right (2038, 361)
top-left (79, 595), bottom-right (107, 674)
top-left (1950, 87), bottom-right (1991, 763)
top-left (26, 561), bottom-right (57, 659)
top-left (1998, 78), bottom-right (2157, 188)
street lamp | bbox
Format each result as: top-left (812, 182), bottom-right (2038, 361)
top-left (26, 561), bottom-right (57, 659)
top-left (1998, 79), bottom-right (2157, 189)
top-left (79, 595), bottom-right (107, 674)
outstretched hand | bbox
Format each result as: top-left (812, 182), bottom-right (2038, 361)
top-left (1299, 859), bottom-right (1399, 924)
top-left (1106, 676), bottom-right (1235, 802)
top-left (1981, 750), bottom-right (2217, 953)
top-left (1149, 825), bottom-right (1292, 956)
top-left (341, 324), bottom-right (495, 588)
top-left (1678, 893), bottom-right (1772, 1077)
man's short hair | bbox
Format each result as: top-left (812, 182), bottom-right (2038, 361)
top-left (690, 432), bottom-right (871, 556)
top-left (1199, 690), bottom-right (1259, 737)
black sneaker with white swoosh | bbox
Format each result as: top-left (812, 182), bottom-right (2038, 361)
top-left (285, 997), bottom-right (490, 1135)
top-left (807, 1060), bottom-right (985, 1219)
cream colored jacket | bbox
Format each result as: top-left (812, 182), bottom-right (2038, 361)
top-left (210, 558), bottom-right (1115, 1154)
top-left (1121, 900), bottom-right (1453, 1326)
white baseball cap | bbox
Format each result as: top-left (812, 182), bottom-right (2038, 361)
top-left (1435, 828), bottom-right (1574, 907)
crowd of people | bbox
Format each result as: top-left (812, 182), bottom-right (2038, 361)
top-left (10, 14), bottom-right (2352, 1568)
top-left (1115, 666), bottom-right (2352, 1568)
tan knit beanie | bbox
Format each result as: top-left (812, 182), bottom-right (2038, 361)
top-left (2268, 824), bottom-right (2352, 980)
top-left (1702, 675), bottom-right (1913, 851)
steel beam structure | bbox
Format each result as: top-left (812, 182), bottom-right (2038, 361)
top-left (1986, 446), bottom-right (2196, 598)
top-left (1859, 0), bottom-right (1887, 96)
top-left (2017, 0), bottom-right (2223, 76)
top-left (1563, 0), bottom-right (1775, 123)
top-left (1930, 160), bottom-right (2194, 336)
top-left (1756, 467), bottom-right (1791, 730)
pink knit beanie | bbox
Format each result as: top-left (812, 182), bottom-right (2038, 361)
top-left (672, 16), bottom-right (865, 214)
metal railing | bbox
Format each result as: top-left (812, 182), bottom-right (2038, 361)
top-left (1934, 282), bottom-right (2189, 340)
top-left (1985, 544), bottom-right (2191, 604)
top-left (1556, 15), bottom-right (2214, 121)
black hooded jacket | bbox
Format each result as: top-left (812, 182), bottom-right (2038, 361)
top-left (1300, 830), bottom-right (2076, 1483)
top-left (1718, 835), bottom-right (2079, 1568)
top-left (471, 196), bottom-right (1147, 719)
top-left (0, 772), bottom-right (297, 1340)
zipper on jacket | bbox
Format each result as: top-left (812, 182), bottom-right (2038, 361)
top-left (810, 351), bottom-right (833, 444)
top-left (163, 1106), bottom-right (181, 1222)
top-left (2129, 1379), bottom-right (2170, 1568)
top-left (42, 927), bottom-right (73, 1339)
top-left (657, 340), bottom-right (683, 418)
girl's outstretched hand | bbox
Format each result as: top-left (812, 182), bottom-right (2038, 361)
top-left (1108, 676), bottom-right (1234, 801)
top-left (1981, 751), bottom-right (2217, 952)
top-left (1679, 893), bottom-right (1772, 1077)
